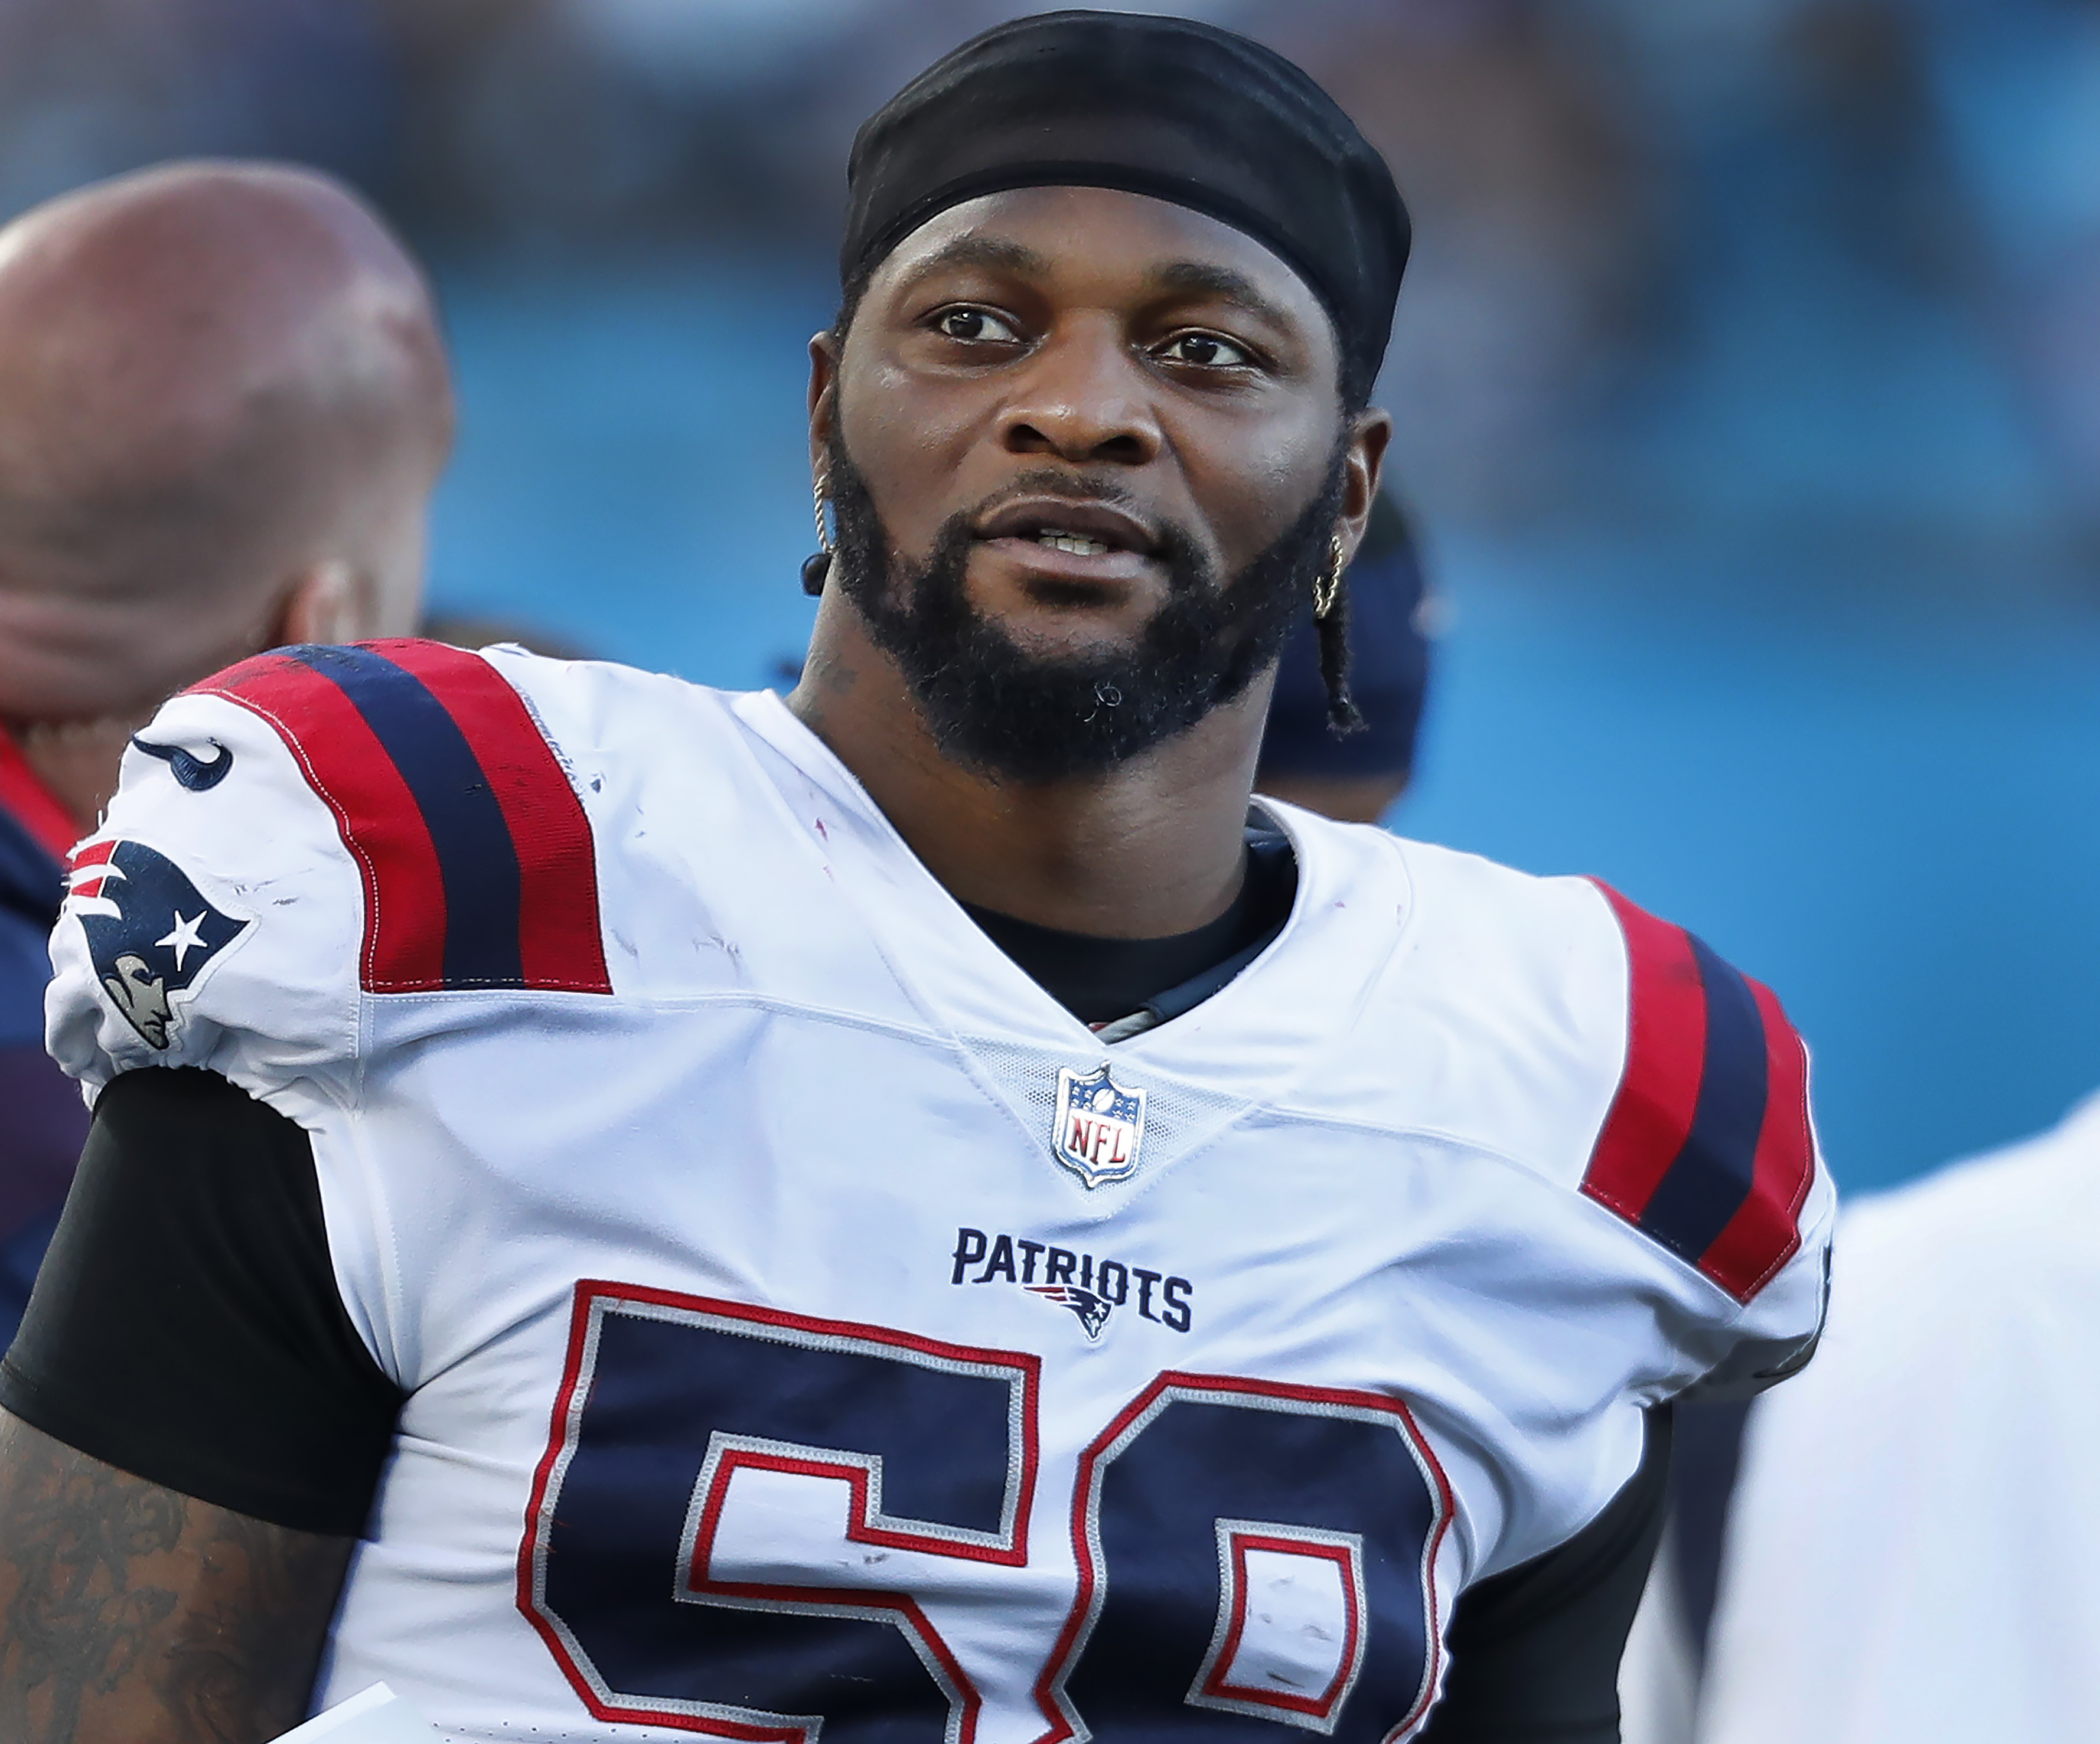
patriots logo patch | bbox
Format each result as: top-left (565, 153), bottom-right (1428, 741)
top-left (1027, 1284), bottom-right (1113, 1341)
top-left (951, 1227), bottom-right (1193, 1339)
top-left (69, 840), bottom-right (249, 1050)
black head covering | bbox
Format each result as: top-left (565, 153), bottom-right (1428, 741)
top-left (842, 10), bottom-right (1410, 402)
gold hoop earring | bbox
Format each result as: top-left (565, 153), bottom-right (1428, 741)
top-left (801, 472), bottom-right (835, 596)
top-left (1313, 534), bottom-right (1346, 620)
top-left (812, 473), bottom-right (835, 557)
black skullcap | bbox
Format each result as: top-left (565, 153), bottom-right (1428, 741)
top-left (843, 9), bottom-right (1410, 402)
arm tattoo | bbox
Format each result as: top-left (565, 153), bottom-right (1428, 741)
top-left (0, 1431), bottom-right (183, 1740)
top-left (0, 1411), bottom-right (352, 1743)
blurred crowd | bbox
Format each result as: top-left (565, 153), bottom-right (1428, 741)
top-left (0, 7), bottom-right (2097, 1742)
top-left (3, 0), bottom-right (2099, 535)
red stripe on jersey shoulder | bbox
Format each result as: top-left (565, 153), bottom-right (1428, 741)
top-left (192, 651), bottom-right (449, 989)
top-left (368, 639), bottom-right (609, 994)
top-left (1581, 882), bottom-right (1707, 1224)
top-left (1699, 976), bottom-right (1817, 1299)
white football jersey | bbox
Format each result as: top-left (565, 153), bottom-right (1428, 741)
top-left (46, 640), bottom-right (1834, 1744)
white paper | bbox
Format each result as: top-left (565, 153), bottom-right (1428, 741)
top-left (267, 1683), bottom-right (441, 1743)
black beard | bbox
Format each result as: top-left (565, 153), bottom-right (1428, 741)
top-left (827, 434), bottom-right (1344, 785)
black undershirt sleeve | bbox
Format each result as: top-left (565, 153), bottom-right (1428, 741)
top-left (0, 1067), bottom-right (403, 1537)
top-left (1420, 1404), bottom-right (1674, 1743)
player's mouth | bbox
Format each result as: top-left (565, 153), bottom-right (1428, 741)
top-left (973, 497), bottom-right (1162, 587)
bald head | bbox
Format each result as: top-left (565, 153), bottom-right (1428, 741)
top-left (0, 160), bottom-right (453, 725)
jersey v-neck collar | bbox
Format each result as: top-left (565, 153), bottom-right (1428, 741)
top-left (729, 688), bottom-right (1413, 1115)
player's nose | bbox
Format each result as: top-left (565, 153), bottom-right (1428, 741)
top-left (996, 314), bottom-right (1163, 467)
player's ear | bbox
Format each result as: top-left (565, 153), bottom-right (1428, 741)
top-left (808, 331), bottom-right (840, 474)
top-left (1337, 409), bottom-right (1392, 560)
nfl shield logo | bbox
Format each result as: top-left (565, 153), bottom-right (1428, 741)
top-left (1052, 1063), bottom-right (1147, 1188)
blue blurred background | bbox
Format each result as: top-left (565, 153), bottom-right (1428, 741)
top-left (5, 0), bottom-right (2098, 1193)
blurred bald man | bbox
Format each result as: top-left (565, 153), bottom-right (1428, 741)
top-left (0, 160), bottom-right (452, 1340)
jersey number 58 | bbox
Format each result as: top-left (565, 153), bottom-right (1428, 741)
top-left (519, 1283), bottom-right (1450, 1744)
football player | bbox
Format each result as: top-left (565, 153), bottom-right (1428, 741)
top-left (0, 161), bottom-right (451, 1347)
top-left (2, 15), bottom-right (1832, 1744)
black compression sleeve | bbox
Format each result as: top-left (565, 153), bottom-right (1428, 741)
top-left (1418, 1405), bottom-right (1673, 1743)
top-left (0, 1067), bottom-right (405, 1536)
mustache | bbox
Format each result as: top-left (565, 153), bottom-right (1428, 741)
top-left (963, 469), bottom-right (1157, 532)
top-left (897, 467), bottom-right (1207, 597)
top-left (973, 469), bottom-right (1138, 510)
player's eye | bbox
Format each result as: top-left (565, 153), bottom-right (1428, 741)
top-left (1155, 331), bottom-right (1252, 369)
top-left (932, 306), bottom-right (1022, 344)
